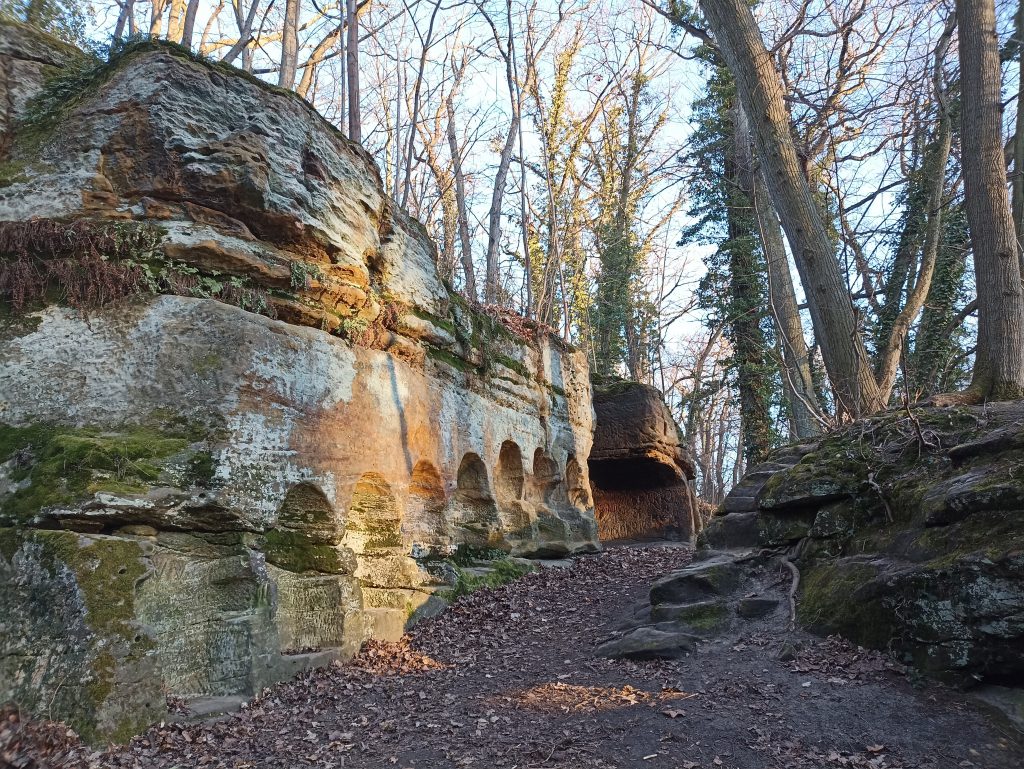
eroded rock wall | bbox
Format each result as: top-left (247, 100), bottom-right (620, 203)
top-left (0, 29), bottom-right (598, 742)
top-left (589, 380), bottom-right (697, 542)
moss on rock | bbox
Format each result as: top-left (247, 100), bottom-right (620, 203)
top-left (797, 559), bottom-right (897, 649)
top-left (0, 528), bottom-right (160, 744)
top-left (0, 422), bottom-right (201, 523)
top-left (262, 529), bottom-right (346, 574)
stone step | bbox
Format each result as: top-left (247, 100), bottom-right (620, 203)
top-left (699, 512), bottom-right (761, 550)
top-left (596, 625), bottom-right (700, 660)
top-left (649, 555), bottom-right (742, 605)
top-left (722, 495), bottom-right (758, 513)
top-left (650, 599), bottom-right (730, 633)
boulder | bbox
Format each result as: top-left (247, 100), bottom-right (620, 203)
top-left (649, 555), bottom-right (742, 604)
top-left (596, 625), bottom-right (699, 660)
top-left (588, 379), bottom-right (697, 541)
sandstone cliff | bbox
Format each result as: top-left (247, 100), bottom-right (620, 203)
top-left (0, 29), bottom-right (598, 743)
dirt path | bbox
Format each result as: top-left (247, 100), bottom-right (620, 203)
top-left (10, 546), bottom-right (1024, 768)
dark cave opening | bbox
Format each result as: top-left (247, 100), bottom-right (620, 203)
top-left (588, 456), bottom-right (689, 542)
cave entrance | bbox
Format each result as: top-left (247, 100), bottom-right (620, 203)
top-left (587, 456), bottom-right (690, 542)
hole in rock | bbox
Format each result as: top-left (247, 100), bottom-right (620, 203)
top-left (588, 457), bottom-right (689, 542)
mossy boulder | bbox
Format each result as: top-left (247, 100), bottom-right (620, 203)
top-left (649, 556), bottom-right (742, 605)
top-left (0, 528), bottom-right (163, 744)
top-left (708, 403), bottom-right (1024, 687)
top-left (758, 510), bottom-right (816, 546)
top-left (797, 558), bottom-right (898, 650)
top-left (758, 445), bottom-right (864, 511)
top-left (650, 599), bottom-right (730, 633)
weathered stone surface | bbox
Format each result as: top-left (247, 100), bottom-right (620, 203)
top-left (710, 403), bottom-right (1024, 688)
top-left (0, 19), bottom-right (79, 147)
top-left (650, 599), bottom-right (730, 633)
top-left (649, 555), bottom-right (741, 605)
top-left (596, 625), bottom-right (699, 660)
top-left (973, 685), bottom-right (1024, 734)
top-left (588, 379), bottom-right (697, 541)
top-left (0, 27), bottom-right (600, 742)
top-left (698, 512), bottom-right (760, 550)
top-left (736, 597), bottom-right (779, 619)
top-left (758, 510), bottom-right (816, 546)
top-left (0, 529), bottom-right (163, 744)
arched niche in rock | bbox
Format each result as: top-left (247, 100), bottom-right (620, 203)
top-left (262, 482), bottom-right (348, 575)
top-left (529, 448), bottom-right (562, 508)
top-left (495, 441), bottom-right (525, 504)
top-left (276, 482), bottom-right (339, 541)
top-left (453, 452), bottom-right (500, 543)
top-left (346, 472), bottom-right (402, 552)
top-left (565, 455), bottom-right (592, 512)
top-left (494, 440), bottom-right (530, 536)
top-left (404, 459), bottom-right (448, 546)
top-left (263, 482), bottom-right (352, 656)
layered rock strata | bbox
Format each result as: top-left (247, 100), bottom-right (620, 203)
top-left (589, 380), bottom-right (698, 541)
top-left (0, 30), bottom-right (598, 743)
top-left (701, 403), bottom-right (1024, 690)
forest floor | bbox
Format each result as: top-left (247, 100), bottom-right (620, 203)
top-left (6, 545), bottom-right (1024, 769)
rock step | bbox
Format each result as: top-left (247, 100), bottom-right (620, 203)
top-left (700, 512), bottom-right (761, 550)
top-left (650, 599), bottom-right (731, 633)
top-left (722, 495), bottom-right (758, 513)
top-left (649, 555), bottom-right (742, 605)
top-left (596, 625), bottom-right (700, 660)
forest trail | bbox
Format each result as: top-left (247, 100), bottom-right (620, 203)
top-left (12, 546), bottom-right (1024, 769)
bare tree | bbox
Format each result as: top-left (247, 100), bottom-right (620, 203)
top-left (698, 0), bottom-right (883, 417)
top-left (954, 0), bottom-right (1024, 400)
top-left (279, 0), bottom-right (299, 88)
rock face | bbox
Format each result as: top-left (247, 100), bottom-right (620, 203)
top-left (0, 30), bottom-right (598, 743)
top-left (703, 403), bottom-right (1024, 690)
top-left (589, 380), bottom-right (697, 541)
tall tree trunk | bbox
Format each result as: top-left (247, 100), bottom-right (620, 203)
top-left (1013, 0), bottom-right (1024, 247)
top-left (956, 0), bottom-right (1024, 399)
top-left (346, 0), bottom-right (360, 142)
top-left (149, 0), bottom-right (168, 37)
top-left (699, 0), bottom-right (883, 418)
top-left (113, 0), bottom-right (136, 38)
top-left (729, 103), bottom-right (775, 464)
top-left (180, 0), bottom-right (201, 46)
top-left (166, 0), bottom-right (187, 42)
top-left (753, 168), bottom-right (823, 438)
top-left (446, 97), bottom-right (477, 302)
top-left (278, 0), bottom-right (299, 89)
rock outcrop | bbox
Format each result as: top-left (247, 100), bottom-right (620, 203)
top-left (701, 403), bottom-right (1024, 694)
top-left (589, 379), bottom-right (698, 541)
top-left (0, 29), bottom-right (598, 743)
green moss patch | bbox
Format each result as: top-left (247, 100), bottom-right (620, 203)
top-left (0, 528), bottom-right (155, 744)
top-left (262, 529), bottom-right (345, 574)
top-left (0, 422), bottom-right (195, 523)
top-left (443, 558), bottom-right (535, 601)
top-left (798, 559), bottom-right (896, 649)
